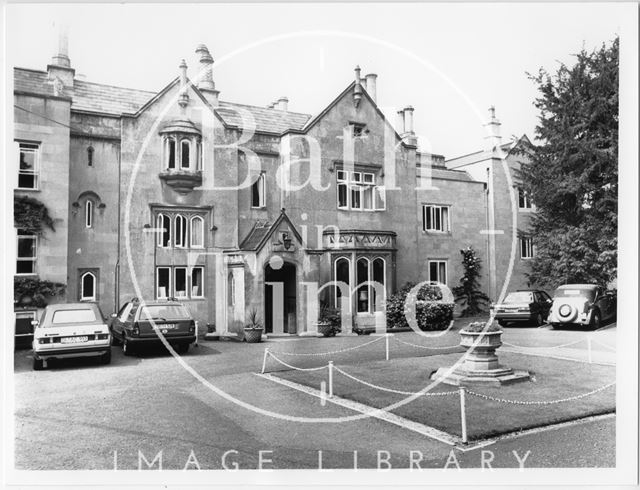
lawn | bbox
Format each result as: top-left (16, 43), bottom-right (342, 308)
top-left (273, 352), bottom-right (615, 441)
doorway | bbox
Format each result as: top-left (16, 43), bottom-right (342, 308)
top-left (264, 261), bottom-right (297, 334)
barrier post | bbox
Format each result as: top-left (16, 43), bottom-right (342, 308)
top-left (328, 361), bottom-right (334, 398)
top-left (261, 348), bottom-right (270, 374)
top-left (587, 337), bottom-right (592, 364)
top-left (385, 334), bottom-right (390, 361)
top-left (459, 386), bottom-right (468, 444)
top-left (194, 320), bottom-right (198, 347)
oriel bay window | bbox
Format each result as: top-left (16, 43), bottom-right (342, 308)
top-left (333, 256), bottom-right (387, 314)
top-left (163, 135), bottom-right (201, 172)
top-left (156, 266), bottom-right (205, 299)
top-left (156, 211), bottom-right (206, 248)
top-left (336, 169), bottom-right (385, 211)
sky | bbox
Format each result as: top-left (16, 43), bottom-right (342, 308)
top-left (5, 2), bottom-right (630, 158)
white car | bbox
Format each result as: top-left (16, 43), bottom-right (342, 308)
top-left (32, 303), bottom-right (111, 370)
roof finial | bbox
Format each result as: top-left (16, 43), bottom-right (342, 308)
top-left (353, 65), bottom-right (362, 108)
top-left (178, 59), bottom-right (189, 109)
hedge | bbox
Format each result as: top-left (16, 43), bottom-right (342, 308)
top-left (386, 282), bottom-right (454, 331)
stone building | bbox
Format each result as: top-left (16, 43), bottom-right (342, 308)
top-left (13, 36), bottom-right (535, 338)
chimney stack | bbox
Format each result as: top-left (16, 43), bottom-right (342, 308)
top-left (194, 44), bottom-right (219, 106)
top-left (396, 110), bottom-right (405, 134)
top-left (47, 23), bottom-right (75, 88)
top-left (484, 106), bottom-right (502, 152)
top-left (276, 96), bottom-right (289, 111)
top-left (365, 73), bottom-right (377, 103)
top-left (403, 106), bottom-right (414, 134)
top-left (353, 65), bottom-right (362, 108)
top-left (178, 59), bottom-right (189, 109)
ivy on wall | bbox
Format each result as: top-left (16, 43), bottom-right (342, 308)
top-left (15, 277), bottom-right (66, 308)
top-left (14, 195), bottom-right (56, 234)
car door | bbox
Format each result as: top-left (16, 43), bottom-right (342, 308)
top-left (594, 287), bottom-right (609, 321)
top-left (539, 291), bottom-right (553, 318)
top-left (112, 302), bottom-right (133, 340)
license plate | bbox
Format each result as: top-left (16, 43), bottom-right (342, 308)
top-left (159, 324), bottom-right (177, 330)
top-left (61, 336), bottom-right (88, 344)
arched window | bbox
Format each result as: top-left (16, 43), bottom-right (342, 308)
top-left (372, 258), bottom-right (386, 311)
top-left (80, 272), bottom-right (96, 301)
top-left (157, 213), bottom-right (171, 247)
top-left (228, 273), bottom-right (235, 306)
top-left (87, 146), bottom-right (94, 167)
top-left (181, 140), bottom-right (191, 169)
top-left (356, 258), bottom-right (370, 313)
top-left (167, 138), bottom-right (176, 169)
top-left (334, 257), bottom-right (351, 312)
top-left (190, 216), bottom-right (204, 248)
top-left (175, 214), bottom-right (187, 247)
top-left (85, 200), bottom-right (93, 228)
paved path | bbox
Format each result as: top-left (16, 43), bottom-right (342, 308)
top-left (11, 321), bottom-right (616, 471)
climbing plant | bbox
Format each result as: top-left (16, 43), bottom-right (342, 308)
top-left (14, 277), bottom-right (66, 307)
top-left (14, 195), bottom-right (56, 234)
top-left (452, 246), bottom-right (490, 317)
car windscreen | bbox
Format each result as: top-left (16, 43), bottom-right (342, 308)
top-left (51, 309), bottom-right (98, 324)
top-left (553, 288), bottom-right (595, 300)
top-left (139, 305), bottom-right (190, 321)
top-left (503, 292), bottom-right (533, 303)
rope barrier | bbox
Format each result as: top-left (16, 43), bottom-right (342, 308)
top-left (394, 337), bottom-right (461, 350)
top-left (501, 339), bottom-right (585, 350)
top-left (268, 336), bottom-right (384, 357)
top-left (334, 366), bottom-right (458, 397)
top-left (266, 351), bottom-right (330, 372)
top-left (465, 381), bottom-right (615, 405)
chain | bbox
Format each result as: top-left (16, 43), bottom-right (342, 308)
top-left (266, 352), bottom-right (329, 372)
top-left (268, 336), bottom-right (384, 357)
top-left (501, 339), bottom-right (585, 350)
top-left (465, 382), bottom-right (615, 405)
top-left (394, 337), bottom-right (461, 350)
top-left (334, 366), bottom-right (458, 397)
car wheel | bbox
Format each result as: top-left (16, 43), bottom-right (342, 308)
top-left (590, 310), bottom-right (601, 330)
top-left (176, 343), bottom-right (189, 354)
top-left (110, 331), bottom-right (121, 346)
top-left (32, 356), bottom-right (44, 371)
top-left (101, 348), bottom-right (112, 365)
top-left (123, 338), bottom-right (134, 356)
top-left (498, 320), bottom-right (507, 327)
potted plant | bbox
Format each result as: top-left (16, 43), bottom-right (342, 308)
top-left (316, 303), bottom-right (341, 337)
top-left (458, 321), bottom-right (503, 371)
top-left (243, 309), bottom-right (264, 343)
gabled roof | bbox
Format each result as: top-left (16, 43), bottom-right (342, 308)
top-left (72, 79), bottom-right (155, 114)
top-left (216, 101), bottom-right (311, 134)
top-left (239, 209), bottom-right (303, 252)
top-left (445, 135), bottom-right (532, 169)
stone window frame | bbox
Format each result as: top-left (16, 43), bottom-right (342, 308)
top-left (333, 254), bottom-right (387, 315)
top-left (520, 236), bottom-right (535, 259)
top-left (155, 265), bottom-right (205, 300)
top-left (17, 140), bottom-right (40, 190)
top-left (427, 259), bottom-right (448, 286)
top-left (251, 172), bottom-right (266, 209)
top-left (517, 186), bottom-right (535, 211)
top-left (422, 204), bottom-right (451, 234)
top-left (85, 199), bottom-right (94, 228)
top-left (162, 135), bottom-right (201, 172)
top-left (79, 269), bottom-right (98, 302)
top-left (16, 230), bottom-right (37, 276)
top-left (336, 168), bottom-right (385, 212)
top-left (155, 210), bottom-right (207, 249)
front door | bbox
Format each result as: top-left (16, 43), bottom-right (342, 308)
top-left (264, 261), bottom-right (297, 334)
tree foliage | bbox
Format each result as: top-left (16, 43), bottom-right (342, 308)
top-left (452, 246), bottom-right (489, 316)
top-left (521, 37), bottom-right (618, 287)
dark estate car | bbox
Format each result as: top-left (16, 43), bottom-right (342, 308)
top-left (31, 302), bottom-right (111, 370)
top-left (492, 289), bottom-right (553, 327)
top-left (109, 298), bottom-right (196, 355)
top-left (547, 284), bottom-right (616, 329)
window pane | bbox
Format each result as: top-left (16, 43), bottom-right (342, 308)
top-left (52, 309), bottom-right (97, 324)
top-left (181, 141), bottom-right (190, 168)
top-left (86, 201), bottom-right (93, 228)
top-left (442, 207), bottom-right (449, 232)
top-left (426, 206), bottom-right (432, 230)
top-left (337, 183), bottom-right (348, 208)
top-left (175, 215), bottom-right (187, 247)
top-left (16, 260), bottom-right (35, 274)
top-left (81, 273), bottom-right (95, 299)
top-left (175, 268), bottom-right (187, 297)
top-left (335, 258), bottom-right (350, 310)
top-left (191, 267), bottom-right (204, 297)
top-left (438, 263), bottom-right (446, 284)
top-left (356, 258), bottom-right (369, 313)
top-left (17, 237), bottom-right (36, 258)
top-left (351, 187), bottom-right (361, 209)
top-left (374, 186), bottom-right (386, 210)
top-left (362, 186), bottom-right (373, 210)
top-left (190, 217), bottom-right (204, 247)
top-left (429, 262), bottom-right (438, 281)
top-left (434, 207), bottom-right (441, 230)
top-left (168, 139), bottom-right (176, 169)
top-left (157, 268), bottom-right (171, 298)
top-left (161, 215), bottom-right (171, 247)
top-left (337, 170), bottom-right (347, 181)
top-left (372, 258), bottom-right (385, 311)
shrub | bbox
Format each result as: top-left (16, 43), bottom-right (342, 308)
top-left (14, 277), bottom-right (66, 307)
top-left (462, 321), bottom-right (501, 333)
top-left (386, 282), bottom-right (454, 331)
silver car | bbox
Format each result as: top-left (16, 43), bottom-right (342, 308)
top-left (32, 303), bottom-right (111, 370)
top-left (548, 284), bottom-right (616, 329)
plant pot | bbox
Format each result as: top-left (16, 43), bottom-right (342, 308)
top-left (459, 329), bottom-right (503, 371)
top-left (244, 327), bottom-right (263, 343)
top-left (316, 322), bottom-right (333, 337)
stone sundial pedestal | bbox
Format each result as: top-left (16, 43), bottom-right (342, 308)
top-left (431, 323), bottom-right (532, 387)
